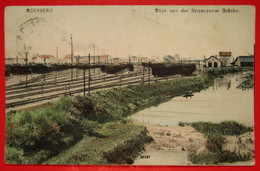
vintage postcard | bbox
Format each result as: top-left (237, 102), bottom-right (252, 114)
top-left (4, 5), bottom-right (255, 166)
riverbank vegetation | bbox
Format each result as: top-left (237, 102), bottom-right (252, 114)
top-left (5, 66), bottom-right (254, 164)
top-left (5, 97), bottom-right (153, 164)
top-left (237, 73), bottom-right (254, 90)
top-left (179, 121), bottom-right (254, 165)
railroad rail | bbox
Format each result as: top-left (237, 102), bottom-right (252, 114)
top-left (5, 65), bottom-right (182, 109)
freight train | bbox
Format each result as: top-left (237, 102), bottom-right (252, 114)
top-left (142, 62), bottom-right (196, 77)
top-left (100, 63), bottom-right (134, 74)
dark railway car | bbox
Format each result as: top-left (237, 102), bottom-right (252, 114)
top-left (127, 63), bottom-right (134, 72)
top-left (101, 63), bottom-right (134, 74)
top-left (142, 62), bottom-right (196, 77)
top-left (5, 64), bottom-right (49, 76)
top-left (76, 64), bottom-right (102, 70)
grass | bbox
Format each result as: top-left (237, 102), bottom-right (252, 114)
top-left (179, 121), bottom-right (254, 165)
top-left (44, 123), bottom-right (152, 165)
top-left (5, 95), bottom-right (154, 164)
top-left (179, 121), bottom-right (253, 136)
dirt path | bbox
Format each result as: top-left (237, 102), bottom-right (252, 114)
top-left (141, 123), bottom-right (207, 152)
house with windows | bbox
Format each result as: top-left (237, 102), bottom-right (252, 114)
top-left (218, 51), bottom-right (233, 67)
top-left (205, 56), bottom-right (222, 68)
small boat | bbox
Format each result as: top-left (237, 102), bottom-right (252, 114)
top-left (183, 91), bottom-right (194, 98)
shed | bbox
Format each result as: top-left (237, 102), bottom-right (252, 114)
top-left (234, 56), bottom-right (254, 67)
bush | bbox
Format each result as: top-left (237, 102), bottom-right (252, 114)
top-left (237, 74), bottom-right (254, 90)
top-left (5, 97), bottom-right (86, 164)
top-left (189, 150), bottom-right (253, 165)
top-left (186, 121), bottom-right (254, 165)
top-left (218, 150), bottom-right (252, 163)
top-left (189, 121), bottom-right (253, 136)
top-left (189, 150), bottom-right (220, 165)
top-left (206, 134), bottom-right (225, 152)
top-left (5, 146), bottom-right (25, 164)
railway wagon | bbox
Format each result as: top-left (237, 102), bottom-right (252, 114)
top-left (142, 63), bottom-right (196, 77)
top-left (5, 64), bottom-right (49, 76)
top-left (100, 63), bottom-right (134, 74)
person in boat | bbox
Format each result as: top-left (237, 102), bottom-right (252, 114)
top-left (184, 90), bottom-right (194, 98)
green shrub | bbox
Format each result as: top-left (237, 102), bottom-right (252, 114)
top-left (218, 150), bottom-right (252, 163)
top-left (237, 74), bottom-right (254, 90)
top-left (5, 146), bottom-right (24, 164)
top-left (186, 121), bottom-right (254, 165)
top-left (5, 97), bottom-right (86, 164)
top-left (189, 150), bottom-right (253, 165)
top-left (206, 134), bottom-right (225, 152)
top-left (189, 121), bottom-right (253, 136)
top-left (189, 150), bottom-right (220, 165)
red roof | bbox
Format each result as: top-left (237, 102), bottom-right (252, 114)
top-left (40, 55), bottom-right (55, 59)
top-left (64, 54), bottom-right (72, 59)
top-left (101, 55), bottom-right (109, 59)
top-left (219, 52), bottom-right (232, 57)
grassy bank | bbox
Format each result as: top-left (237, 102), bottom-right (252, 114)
top-left (179, 121), bottom-right (254, 165)
top-left (44, 123), bottom-right (152, 164)
top-left (5, 97), bottom-right (153, 164)
top-left (5, 67), bottom-right (253, 164)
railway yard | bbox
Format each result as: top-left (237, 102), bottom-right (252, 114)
top-left (5, 64), bottom-right (183, 111)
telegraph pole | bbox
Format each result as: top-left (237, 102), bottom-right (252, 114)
top-left (143, 64), bottom-right (145, 84)
top-left (25, 52), bottom-right (29, 66)
top-left (71, 34), bottom-right (73, 81)
top-left (148, 61), bottom-right (151, 86)
top-left (84, 68), bottom-right (86, 96)
top-left (97, 49), bottom-right (100, 64)
top-left (88, 53), bottom-right (91, 95)
top-left (25, 52), bottom-right (29, 90)
top-left (93, 44), bottom-right (95, 64)
top-left (56, 46), bottom-right (59, 63)
top-left (71, 34), bottom-right (73, 65)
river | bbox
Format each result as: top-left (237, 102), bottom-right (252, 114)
top-left (130, 71), bottom-right (254, 165)
top-left (131, 72), bottom-right (254, 127)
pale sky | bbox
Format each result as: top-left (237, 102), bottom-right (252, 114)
top-left (4, 5), bottom-right (255, 60)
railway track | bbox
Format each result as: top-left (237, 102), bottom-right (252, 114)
top-left (5, 66), bottom-right (181, 109)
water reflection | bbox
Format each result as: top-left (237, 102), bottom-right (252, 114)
top-left (130, 72), bottom-right (254, 126)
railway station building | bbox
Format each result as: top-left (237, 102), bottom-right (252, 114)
top-left (205, 56), bottom-right (222, 68)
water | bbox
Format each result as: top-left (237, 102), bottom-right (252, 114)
top-left (133, 151), bottom-right (189, 165)
top-left (130, 72), bottom-right (254, 126)
top-left (131, 72), bottom-right (254, 165)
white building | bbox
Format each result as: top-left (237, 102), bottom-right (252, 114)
top-left (205, 56), bottom-right (222, 68)
top-left (218, 51), bottom-right (233, 67)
